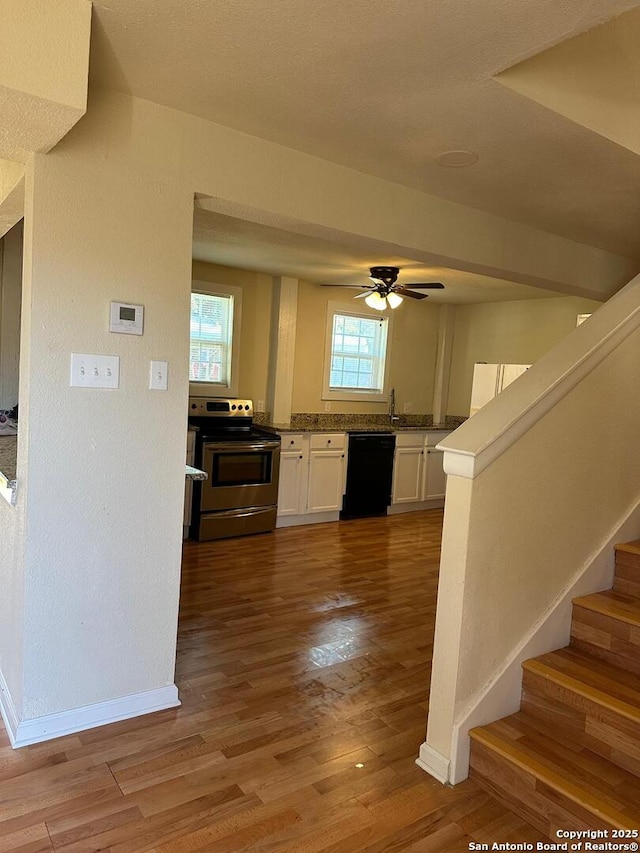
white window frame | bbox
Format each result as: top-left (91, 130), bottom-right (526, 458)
top-left (189, 282), bottom-right (242, 398)
top-left (322, 301), bottom-right (393, 402)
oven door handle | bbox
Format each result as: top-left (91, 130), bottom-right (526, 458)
top-left (203, 441), bottom-right (281, 452)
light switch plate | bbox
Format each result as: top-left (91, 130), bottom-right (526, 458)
top-left (149, 360), bottom-right (168, 390)
top-left (70, 354), bottom-right (120, 388)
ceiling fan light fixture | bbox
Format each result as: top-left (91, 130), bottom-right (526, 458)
top-left (386, 292), bottom-right (403, 309)
top-left (365, 292), bottom-right (387, 311)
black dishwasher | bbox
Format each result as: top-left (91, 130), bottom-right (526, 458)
top-left (340, 432), bottom-right (396, 519)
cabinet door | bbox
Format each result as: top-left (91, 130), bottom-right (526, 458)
top-left (423, 447), bottom-right (447, 500)
top-left (392, 446), bottom-right (424, 504)
top-left (307, 450), bottom-right (345, 513)
top-left (277, 451), bottom-right (306, 516)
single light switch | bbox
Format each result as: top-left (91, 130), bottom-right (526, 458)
top-left (149, 360), bottom-right (168, 390)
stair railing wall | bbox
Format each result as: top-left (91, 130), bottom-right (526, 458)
top-left (419, 272), bottom-right (640, 785)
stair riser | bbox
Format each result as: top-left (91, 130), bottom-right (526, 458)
top-left (614, 548), bottom-right (640, 596)
top-left (470, 740), bottom-right (614, 835)
top-left (522, 671), bottom-right (640, 777)
top-left (571, 606), bottom-right (640, 675)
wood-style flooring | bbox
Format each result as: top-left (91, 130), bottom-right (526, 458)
top-left (0, 510), bottom-right (544, 851)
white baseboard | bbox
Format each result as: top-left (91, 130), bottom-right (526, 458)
top-left (0, 668), bottom-right (180, 749)
top-left (416, 742), bottom-right (450, 784)
top-left (276, 510), bottom-right (339, 528)
top-left (0, 666), bottom-right (20, 743)
top-left (387, 498), bottom-right (444, 515)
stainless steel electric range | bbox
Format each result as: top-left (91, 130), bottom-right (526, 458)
top-left (188, 397), bottom-right (281, 541)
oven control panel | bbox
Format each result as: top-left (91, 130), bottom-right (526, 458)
top-left (189, 397), bottom-right (253, 417)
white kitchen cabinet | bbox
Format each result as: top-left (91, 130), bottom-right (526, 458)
top-left (392, 433), bottom-right (426, 504)
top-left (307, 448), bottom-right (345, 513)
top-left (277, 435), bottom-right (307, 517)
top-left (469, 363), bottom-right (531, 416)
top-left (423, 447), bottom-right (447, 500)
top-left (422, 431), bottom-right (450, 501)
top-left (276, 432), bottom-right (346, 524)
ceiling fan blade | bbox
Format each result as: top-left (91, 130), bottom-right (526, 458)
top-left (320, 284), bottom-right (370, 289)
top-left (395, 287), bottom-right (428, 300)
top-left (400, 282), bottom-right (445, 289)
top-left (353, 291), bottom-right (370, 299)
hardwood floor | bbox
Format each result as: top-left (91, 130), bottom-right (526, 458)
top-left (0, 510), bottom-right (544, 851)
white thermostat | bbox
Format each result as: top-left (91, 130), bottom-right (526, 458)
top-left (110, 302), bottom-right (144, 335)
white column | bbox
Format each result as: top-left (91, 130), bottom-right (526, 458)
top-left (268, 276), bottom-right (298, 427)
top-left (431, 304), bottom-right (456, 424)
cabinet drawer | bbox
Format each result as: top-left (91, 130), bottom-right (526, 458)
top-left (310, 433), bottom-right (345, 451)
top-left (280, 433), bottom-right (304, 452)
top-left (395, 431), bottom-right (426, 448)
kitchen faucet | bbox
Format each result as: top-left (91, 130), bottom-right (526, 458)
top-left (389, 387), bottom-right (400, 423)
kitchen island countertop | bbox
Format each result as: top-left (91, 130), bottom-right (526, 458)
top-left (0, 435), bottom-right (205, 498)
top-left (0, 435), bottom-right (17, 483)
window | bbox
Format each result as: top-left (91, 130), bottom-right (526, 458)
top-left (190, 284), bottom-right (241, 394)
top-left (323, 305), bottom-right (391, 401)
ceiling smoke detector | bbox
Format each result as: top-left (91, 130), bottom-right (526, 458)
top-left (436, 150), bottom-right (479, 168)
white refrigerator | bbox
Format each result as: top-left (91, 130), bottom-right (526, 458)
top-left (469, 363), bottom-right (531, 417)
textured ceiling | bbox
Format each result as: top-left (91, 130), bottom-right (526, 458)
top-left (193, 208), bottom-right (563, 304)
top-left (89, 0), bottom-right (640, 264)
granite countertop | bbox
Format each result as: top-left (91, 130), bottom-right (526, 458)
top-left (0, 435), bottom-right (17, 483)
top-left (273, 425), bottom-right (455, 434)
top-left (185, 465), bottom-right (207, 480)
top-left (266, 413), bottom-right (466, 434)
top-left (268, 421), bottom-right (462, 434)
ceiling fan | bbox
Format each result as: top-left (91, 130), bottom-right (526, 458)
top-left (321, 266), bottom-right (444, 310)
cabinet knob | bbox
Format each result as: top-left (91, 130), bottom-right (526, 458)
top-left (299, 455), bottom-right (303, 459)
top-left (341, 454), bottom-right (344, 458)
top-left (327, 439), bottom-right (332, 444)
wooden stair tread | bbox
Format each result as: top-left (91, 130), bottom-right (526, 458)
top-left (572, 589), bottom-right (640, 626)
top-left (470, 713), bottom-right (640, 828)
top-left (524, 647), bottom-right (640, 721)
top-left (615, 540), bottom-right (640, 557)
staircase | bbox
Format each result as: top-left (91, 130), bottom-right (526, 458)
top-left (469, 541), bottom-right (640, 835)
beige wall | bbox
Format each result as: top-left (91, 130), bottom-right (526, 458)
top-left (448, 295), bottom-right (602, 415)
top-left (291, 282), bottom-right (441, 414)
top-left (191, 260), bottom-right (272, 407)
top-left (11, 137), bottom-right (193, 720)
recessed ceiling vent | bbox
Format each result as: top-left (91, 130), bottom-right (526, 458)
top-left (436, 150), bottom-right (479, 167)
